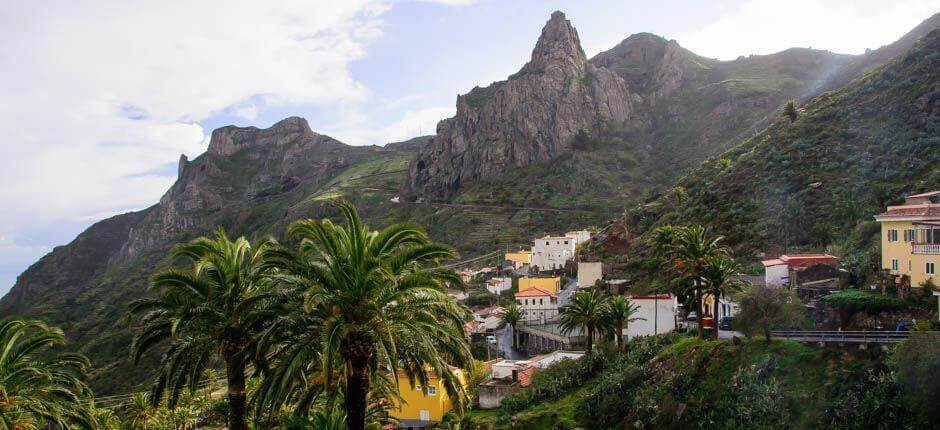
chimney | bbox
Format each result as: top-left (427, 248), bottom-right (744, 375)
top-left (511, 369), bottom-right (519, 382)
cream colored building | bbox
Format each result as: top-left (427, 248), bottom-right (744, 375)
top-left (874, 190), bottom-right (940, 287)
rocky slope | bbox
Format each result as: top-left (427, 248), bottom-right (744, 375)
top-left (405, 11), bottom-right (636, 199)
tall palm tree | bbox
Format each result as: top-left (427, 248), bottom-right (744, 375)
top-left (604, 296), bottom-right (643, 351)
top-left (500, 302), bottom-right (523, 350)
top-left (702, 255), bottom-right (746, 338)
top-left (654, 225), bottom-right (729, 338)
top-left (260, 201), bottom-right (472, 430)
top-left (122, 392), bottom-right (156, 430)
top-left (0, 317), bottom-right (94, 430)
top-left (129, 229), bottom-right (285, 430)
top-left (559, 289), bottom-right (610, 353)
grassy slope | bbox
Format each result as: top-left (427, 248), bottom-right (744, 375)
top-left (616, 30), bottom-right (940, 280)
top-left (471, 336), bottom-right (888, 430)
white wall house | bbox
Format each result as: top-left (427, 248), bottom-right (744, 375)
top-left (762, 259), bottom-right (790, 287)
top-left (515, 287), bottom-right (559, 324)
top-left (531, 236), bottom-right (575, 271)
top-left (577, 262), bottom-right (603, 289)
top-left (625, 295), bottom-right (677, 339)
top-left (565, 230), bottom-right (592, 247)
top-left (485, 277), bottom-right (512, 295)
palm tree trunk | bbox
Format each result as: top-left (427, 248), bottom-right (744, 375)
top-left (616, 322), bottom-right (623, 351)
top-left (694, 286), bottom-right (704, 338)
top-left (712, 293), bottom-right (720, 339)
top-left (586, 325), bottom-right (594, 352)
top-left (224, 352), bottom-right (248, 430)
top-left (344, 354), bottom-right (371, 430)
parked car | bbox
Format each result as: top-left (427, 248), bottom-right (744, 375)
top-left (719, 316), bottom-right (733, 330)
top-left (686, 311), bottom-right (698, 321)
top-left (486, 335), bottom-right (496, 344)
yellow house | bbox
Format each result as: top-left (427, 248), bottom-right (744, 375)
top-left (875, 190), bottom-right (940, 287)
top-left (390, 368), bottom-right (465, 427)
top-left (518, 277), bottom-right (561, 294)
top-left (505, 250), bottom-right (532, 269)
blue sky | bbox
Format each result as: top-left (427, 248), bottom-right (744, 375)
top-left (1, 0), bottom-right (937, 297)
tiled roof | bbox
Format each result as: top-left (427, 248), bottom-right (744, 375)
top-left (877, 205), bottom-right (940, 218)
top-left (517, 365), bottom-right (536, 387)
top-left (515, 287), bottom-right (557, 298)
top-left (761, 259), bottom-right (785, 266)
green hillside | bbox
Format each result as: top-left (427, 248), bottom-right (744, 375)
top-left (615, 29), bottom-right (940, 281)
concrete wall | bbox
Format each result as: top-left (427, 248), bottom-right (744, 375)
top-left (765, 264), bottom-right (789, 287)
top-left (577, 262), bottom-right (603, 289)
top-left (627, 296), bottom-right (677, 339)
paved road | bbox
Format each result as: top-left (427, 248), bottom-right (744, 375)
top-left (557, 278), bottom-right (578, 307)
top-left (493, 324), bottom-right (527, 359)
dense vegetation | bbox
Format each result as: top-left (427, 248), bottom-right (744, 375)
top-left (468, 333), bottom-right (939, 429)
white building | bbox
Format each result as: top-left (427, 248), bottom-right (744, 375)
top-left (515, 287), bottom-right (559, 324)
top-left (565, 230), bottom-right (592, 247)
top-left (577, 262), bottom-right (603, 289)
top-left (761, 254), bottom-right (839, 287)
top-left (485, 277), bottom-right (512, 295)
top-left (531, 236), bottom-right (575, 271)
top-left (529, 351), bottom-right (584, 369)
top-left (625, 294), bottom-right (677, 339)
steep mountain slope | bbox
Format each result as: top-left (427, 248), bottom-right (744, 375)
top-left (616, 29), bottom-right (940, 280)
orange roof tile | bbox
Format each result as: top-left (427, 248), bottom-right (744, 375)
top-left (877, 205), bottom-right (940, 218)
top-left (515, 287), bottom-right (557, 298)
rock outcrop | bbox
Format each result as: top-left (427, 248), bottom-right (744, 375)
top-left (404, 11), bottom-right (636, 199)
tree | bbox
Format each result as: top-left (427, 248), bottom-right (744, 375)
top-left (735, 286), bottom-right (806, 343)
top-left (890, 332), bottom-right (940, 425)
top-left (129, 229), bottom-right (284, 430)
top-left (259, 201), bottom-right (472, 430)
top-left (654, 225), bottom-right (730, 338)
top-left (702, 255), bottom-right (746, 338)
top-left (820, 289), bottom-right (905, 330)
top-left (500, 302), bottom-right (523, 349)
top-left (122, 392), bottom-right (157, 430)
top-left (559, 289), bottom-right (610, 352)
top-left (603, 296), bottom-right (643, 351)
top-left (783, 99), bottom-right (798, 123)
top-left (0, 317), bottom-right (94, 429)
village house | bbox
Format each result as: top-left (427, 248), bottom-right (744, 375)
top-left (477, 360), bottom-right (535, 409)
top-left (577, 262), bottom-right (603, 289)
top-left (515, 287), bottom-right (559, 324)
top-left (531, 235), bottom-right (575, 271)
top-left (390, 367), bottom-right (466, 428)
top-left (761, 254), bottom-right (839, 288)
top-left (565, 230), bottom-right (592, 247)
top-left (875, 190), bottom-right (940, 288)
top-left (504, 250), bottom-right (532, 269)
top-left (518, 276), bottom-right (561, 294)
top-left (485, 277), bottom-right (512, 295)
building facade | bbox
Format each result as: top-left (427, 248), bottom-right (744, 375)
top-left (531, 236), bottom-right (575, 271)
top-left (505, 250), bottom-right (532, 269)
top-left (577, 262), bottom-right (603, 289)
top-left (390, 368), bottom-right (465, 428)
top-left (518, 276), bottom-right (561, 294)
top-left (875, 191), bottom-right (940, 287)
top-left (761, 254), bottom-right (839, 288)
top-left (625, 295), bottom-right (677, 339)
top-left (515, 287), bottom-right (559, 324)
top-left (485, 277), bottom-right (512, 295)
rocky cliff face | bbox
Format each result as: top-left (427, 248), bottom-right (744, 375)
top-left (405, 11), bottom-right (636, 199)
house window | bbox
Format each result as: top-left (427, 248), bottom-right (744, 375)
top-left (427, 386), bottom-right (437, 396)
top-left (415, 385), bottom-right (422, 391)
top-left (904, 229), bottom-right (917, 242)
top-left (892, 259), bottom-right (899, 271)
top-left (927, 262), bottom-right (936, 275)
top-left (888, 230), bottom-right (898, 242)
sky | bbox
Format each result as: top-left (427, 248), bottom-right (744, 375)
top-left (0, 0), bottom-right (937, 296)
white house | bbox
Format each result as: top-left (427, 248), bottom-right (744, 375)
top-left (625, 294), bottom-right (677, 339)
top-left (577, 262), bottom-right (603, 289)
top-left (485, 277), bottom-right (512, 295)
top-left (531, 236), bottom-right (575, 271)
top-left (529, 351), bottom-right (584, 369)
top-left (761, 254), bottom-right (839, 287)
top-left (515, 287), bottom-right (559, 324)
top-left (565, 230), bottom-right (592, 247)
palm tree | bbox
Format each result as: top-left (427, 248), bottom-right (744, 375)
top-left (559, 289), bottom-right (609, 353)
top-left (702, 255), bottom-right (746, 338)
top-left (122, 392), bottom-right (156, 430)
top-left (129, 229), bottom-right (285, 430)
top-left (0, 317), bottom-right (94, 430)
top-left (654, 225), bottom-right (729, 338)
top-left (604, 296), bottom-right (643, 351)
top-left (259, 201), bottom-right (472, 430)
top-left (500, 302), bottom-right (523, 350)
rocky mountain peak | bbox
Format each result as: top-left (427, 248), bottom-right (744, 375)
top-left (207, 116), bottom-right (317, 156)
top-left (520, 11), bottom-right (587, 75)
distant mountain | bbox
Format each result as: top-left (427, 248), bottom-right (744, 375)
top-left (2, 10), bottom-right (938, 394)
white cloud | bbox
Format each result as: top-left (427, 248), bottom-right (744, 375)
top-left (678, 0), bottom-right (940, 60)
top-left (0, 0), bottom-right (387, 230)
top-left (380, 106), bottom-right (454, 142)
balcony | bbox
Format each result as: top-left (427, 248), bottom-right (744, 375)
top-left (912, 243), bottom-right (940, 254)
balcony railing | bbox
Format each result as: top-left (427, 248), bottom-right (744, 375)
top-left (912, 243), bottom-right (940, 254)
